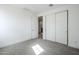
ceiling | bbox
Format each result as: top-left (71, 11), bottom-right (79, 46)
top-left (10, 4), bottom-right (64, 14)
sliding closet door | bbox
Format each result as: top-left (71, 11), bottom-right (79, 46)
top-left (55, 10), bottom-right (68, 45)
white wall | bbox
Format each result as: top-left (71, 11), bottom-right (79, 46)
top-left (44, 14), bottom-right (55, 41)
top-left (38, 5), bottom-right (79, 49)
top-left (31, 16), bottom-right (38, 39)
top-left (0, 5), bottom-right (38, 48)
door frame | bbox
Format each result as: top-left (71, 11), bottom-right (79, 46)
top-left (43, 16), bottom-right (46, 39)
top-left (55, 10), bottom-right (69, 46)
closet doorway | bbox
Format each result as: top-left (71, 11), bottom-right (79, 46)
top-left (38, 16), bottom-right (43, 39)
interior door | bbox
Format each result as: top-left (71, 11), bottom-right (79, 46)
top-left (43, 16), bottom-right (46, 39)
top-left (45, 15), bottom-right (50, 40)
top-left (55, 10), bottom-right (68, 45)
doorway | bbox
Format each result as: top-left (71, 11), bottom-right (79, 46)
top-left (38, 16), bottom-right (43, 39)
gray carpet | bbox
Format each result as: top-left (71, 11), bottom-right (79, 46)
top-left (0, 39), bottom-right (79, 55)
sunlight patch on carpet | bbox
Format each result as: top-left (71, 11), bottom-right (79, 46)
top-left (32, 44), bottom-right (44, 55)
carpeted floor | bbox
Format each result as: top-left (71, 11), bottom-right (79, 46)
top-left (0, 39), bottom-right (79, 55)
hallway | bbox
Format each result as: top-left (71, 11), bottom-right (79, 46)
top-left (0, 39), bottom-right (79, 55)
